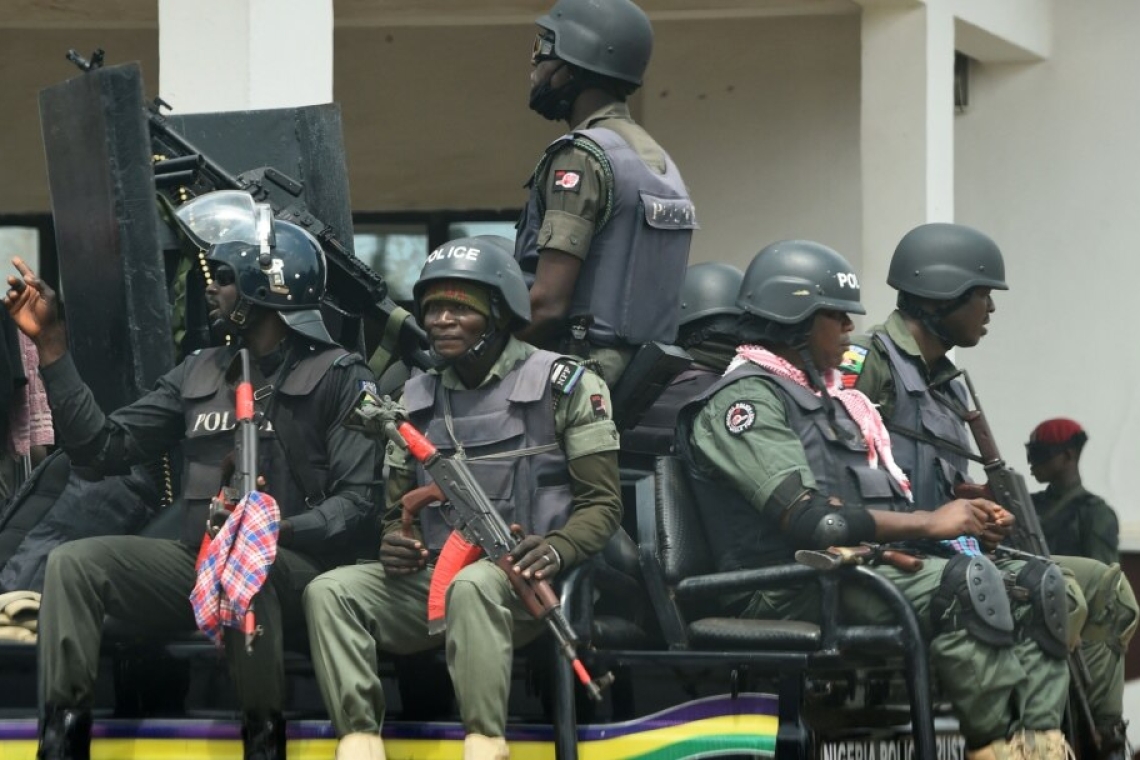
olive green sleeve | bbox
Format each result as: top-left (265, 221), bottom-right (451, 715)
top-left (535, 145), bottom-right (608, 260)
top-left (688, 377), bottom-right (817, 513)
top-left (381, 440), bottom-right (418, 539)
top-left (852, 342), bottom-right (897, 422)
top-left (546, 365), bottom-right (622, 567)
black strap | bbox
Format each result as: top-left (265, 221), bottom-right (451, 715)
top-left (884, 421), bottom-right (984, 464)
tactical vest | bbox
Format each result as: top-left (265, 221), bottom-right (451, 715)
top-left (178, 344), bottom-right (347, 546)
top-left (871, 332), bottom-right (972, 510)
top-left (402, 350), bottom-right (573, 556)
top-left (677, 363), bottom-right (911, 572)
top-left (621, 365), bottom-right (719, 456)
top-left (514, 127), bottom-right (697, 347)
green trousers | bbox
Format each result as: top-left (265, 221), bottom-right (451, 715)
top-left (1056, 555), bottom-right (1139, 727)
top-left (304, 559), bottom-right (546, 737)
top-left (744, 555), bottom-right (1069, 749)
top-left (39, 535), bottom-right (323, 712)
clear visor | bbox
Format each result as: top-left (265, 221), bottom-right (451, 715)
top-left (174, 190), bottom-right (262, 249)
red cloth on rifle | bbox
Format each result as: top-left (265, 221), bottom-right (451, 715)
top-left (190, 491), bottom-right (280, 645)
top-left (427, 530), bottom-right (484, 635)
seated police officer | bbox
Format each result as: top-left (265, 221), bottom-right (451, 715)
top-left (621, 261), bottom-right (742, 455)
top-left (846, 223), bottom-right (1136, 759)
top-left (304, 236), bottom-right (622, 760)
top-left (676, 240), bottom-right (1070, 760)
top-left (4, 212), bottom-right (378, 760)
top-left (515, 0), bottom-right (696, 386)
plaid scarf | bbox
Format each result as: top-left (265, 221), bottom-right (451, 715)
top-left (190, 491), bottom-right (280, 645)
top-left (730, 345), bottom-right (914, 503)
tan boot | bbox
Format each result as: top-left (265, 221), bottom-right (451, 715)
top-left (335, 732), bottom-right (386, 760)
top-left (1011, 730), bottom-right (1075, 760)
top-left (967, 737), bottom-right (1026, 760)
top-left (463, 733), bottom-right (509, 760)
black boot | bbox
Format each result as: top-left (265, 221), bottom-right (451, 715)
top-left (37, 706), bottom-right (92, 760)
top-left (242, 711), bottom-right (287, 760)
top-left (1096, 720), bottom-right (1130, 760)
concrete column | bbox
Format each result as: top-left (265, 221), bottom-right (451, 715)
top-left (158, 0), bottom-right (333, 113)
top-left (857, 0), bottom-right (956, 321)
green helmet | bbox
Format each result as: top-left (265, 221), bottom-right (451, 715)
top-left (737, 240), bottom-right (865, 325)
top-left (678, 262), bottom-right (743, 328)
top-left (536, 0), bottom-right (653, 86)
top-left (888, 223), bottom-right (1009, 299)
top-left (412, 235), bottom-right (531, 327)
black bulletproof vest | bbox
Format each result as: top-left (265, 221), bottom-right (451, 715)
top-left (872, 332), bottom-right (973, 510)
top-left (621, 365), bottom-right (720, 456)
top-left (515, 127), bottom-right (696, 347)
top-left (178, 344), bottom-right (345, 546)
top-left (402, 350), bottom-right (573, 557)
top-left (678, 363), bottom-right (911, 572)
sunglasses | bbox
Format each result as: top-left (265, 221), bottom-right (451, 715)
top-left (210, 265), bottom-right (236, 287)
top-left (532, 33), bottom-right (557, 64)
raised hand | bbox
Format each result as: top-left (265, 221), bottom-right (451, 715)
top-left (3, 257), bottom-right (67, 363)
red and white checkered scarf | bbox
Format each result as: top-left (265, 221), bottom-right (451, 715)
top-left (730, 345), bottom-right (913, 502)
top-left (190, 491), bottom-right (281, 645)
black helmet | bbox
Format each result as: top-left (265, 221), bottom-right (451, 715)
top-left (737, 240), bottom-right (865, 325)
top-left (888, 222), bottom-right (1008, 300)
top-left (176, 190), bottom-right (334, 344)
top-left (678, 262), bottom-right (743, 328)
top-left (412, 235), bottom-right (531, 328)
top-left (536, 0), bottom-right (653, 86)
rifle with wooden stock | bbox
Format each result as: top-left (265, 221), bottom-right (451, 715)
top-left (956, 370), bottom-right (1100, 753)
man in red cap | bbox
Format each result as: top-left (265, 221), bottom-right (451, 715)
top-left (1027, 418), bottom-right (1119, 566)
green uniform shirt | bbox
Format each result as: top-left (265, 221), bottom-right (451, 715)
top-left (687, 375), bottom-right (817, 514)
top-left (534, 102), bottom-right (668, 260)
top-left (1032, 484), bottom-right (1120, 565)
top-left (383, 337), bottom-right (621, 567)
top-left (850, 310), bottom-right (961, 422)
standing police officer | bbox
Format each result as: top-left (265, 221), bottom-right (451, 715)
top-left (515, 0), bottom-right (697, 386)
top-left (304, 236), bottom-right (622, 760)
top-left (4, 213), bottom-right (378, 760)
top-left (677, 240), bottom-right (1071, 760)
top-left (846, 223), bottom-right (1136, 759)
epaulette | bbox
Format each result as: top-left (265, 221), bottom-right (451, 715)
top-left (549, 358), bottom-right (586, 396)
top-left (333, 351), bottom-right (364, 367)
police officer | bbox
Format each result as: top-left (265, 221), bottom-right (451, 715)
top-left (303, 236), bottom-right (622, 760)
top-left (4, 214), bottom-right (378, 760)
top-left (1027, 418), bottom-right (1120, 565)
top-left (515, 0), bottom-right (697, 386)
top-left (846, 223), bottom-right (1136, 758)
top-left (677, 240), bottom-right (1070, 759)
top-left (622, 262), bottom-right (742, 455)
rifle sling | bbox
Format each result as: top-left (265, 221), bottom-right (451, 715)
top-left (885, 421), bottom-right (985, 464)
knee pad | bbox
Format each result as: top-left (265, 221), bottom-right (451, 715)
top-left (1014, 559), bottom-right (1069, 659)
top-left (931, 554), bottom-right (1015, 648)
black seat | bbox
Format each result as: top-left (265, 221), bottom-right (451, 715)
top-left (562, 456), bottom-right (938, 760)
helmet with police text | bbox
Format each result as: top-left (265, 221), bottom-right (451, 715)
top-left (412, 235), bottom-right (531, 328)
top-left (737, 240), bottom-right (865, 325)
top-left (536, 0), bottom-right (653, 86)
top-left (178, 191), bottom-right (333, 344)
top-left (678, 262), bottom-right (743, 328)
top-left (888, 222), bottom-right (1009, 300)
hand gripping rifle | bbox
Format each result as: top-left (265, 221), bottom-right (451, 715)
top-left (348, 393), bottom-right (614, 701)
top-left (195, 348), bottom-right (262, 651)
top-left (956, 370), bottom-right (1100, 752)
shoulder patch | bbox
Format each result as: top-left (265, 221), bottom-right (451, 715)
top-left (358, 379), bottom-right (378, 397)
top-left (725, 401), bottom-right (757, 435)
top-left (839, 345), bottom-right (869, 388)
top-left (550, 358), bottom-right (586, 396)
top-left (553, 169), bottom-right (582, 193)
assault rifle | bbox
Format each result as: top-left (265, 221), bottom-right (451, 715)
top-left (796, 542), bottom-right (924, 573)
top-left (66, 48), bottom-right (433, 373)
top-left (346, 392), bottom-right (614, 701)
top-left (956, 370), bottom-right (1100, 752)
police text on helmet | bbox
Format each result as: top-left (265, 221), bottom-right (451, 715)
top-left (427, 245), bottom-right (480, 263)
